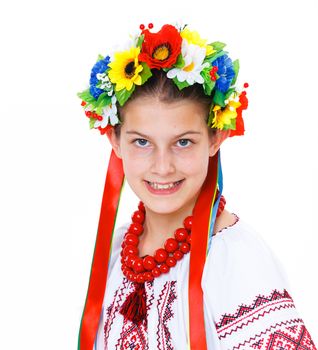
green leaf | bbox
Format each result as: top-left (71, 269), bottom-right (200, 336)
top-left (222, 117), bottom-right (236, 130)
top-left (231, 59), bottom-right (240, 86)
top-left (209, 41), bottom-right (226, 51)
top-left (174, 54), bottom-right (185, 68)
top-left (225, 87), bottom-right (236, 100)
top-left (213, 89), bottom-right (226, 107)
top-left (136, 34), bottom-right (144, 48)
top-left (77, 89), bottom-right (96, 104)
top-left (95, 92), bottom-right (112, 114)
top-left (89, 117), bottom-right (96, 129)
top-left (173, 77), bottom-right (190, 90)
top-left (140, 62), bottom-right (152, 84)
top-left (201, 67), bottom-right (215, 96)
top-left (97, 54), bottom-right (104, 62)
top-left (207, 50), bottom-right (228, 64)
top-left (115, 85), bottom-right (135, 106)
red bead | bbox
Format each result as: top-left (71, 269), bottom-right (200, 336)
top-left (164, 238), bottom-right (178, 253)
top-left (128, 222), bottom-right (143, 236)
top-left (166, 257), bottom-right (176, 267)
top-left (159, 264), bottom-right (170, 273)
top-left (183, 216), bottom-right (193, 231)
top-left (152, 267), bottom-right (161, 277)
top-left (85, 111), bottom-right (92, 117)
top-left (81, 101), bottom-right (86, 106)
top-left (132, 274), bottom-right (138, 282)
top-left (137, 274), bottom-right (145, 283)
top-left (123, 245), bottom-right (138, 257)
top-left (186, 235), bottom-right (192, 244)
top-left (139, 24), bottom-right (145, 30)
top-left (180, 242), bottom-right (190, 254)
top-left (144, 271), bottom-right (154, 281)
top-left (138, 201), bottom-right (145, 212)
top-left (173, 250), bottom-right (184, 260)
top-left (132, 258), bottom-right (145, 273)
top-left (154, 248), bottom-right (168, 263)
top-left (124, 233), bottom-right (139, 246)
top-left (244, 82), bottom-right (249, 88)
top-left (148, 23), bottom-right (154, 29)
top-left (174, 228), bottom-right (188, 242)
top-left (211, 76), bottom-right (216, 81)
top-left (132, 210), bottom-right (145, 224)
top-left (124, 254), bottom-right (135, 268)
top-left (142, 256), bottom-right (156, 270)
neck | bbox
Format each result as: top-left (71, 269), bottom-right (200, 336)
top-left (138, 200), bottom-right (196, 256)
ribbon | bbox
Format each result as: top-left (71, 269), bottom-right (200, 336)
top-left (188, 151), bottom-right (219, 350)
top-left (78, 149), bottom-right (124, 350)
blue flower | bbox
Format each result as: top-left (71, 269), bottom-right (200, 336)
top-left (89, 56), bottom-right (111, 99)
top-left (213, 54), bottom-right (235, 93)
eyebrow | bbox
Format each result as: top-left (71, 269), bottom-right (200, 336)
top-left (125, 131), bottom-right (202, 138)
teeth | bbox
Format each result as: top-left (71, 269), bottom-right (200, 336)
top-left (148, 181), bottom-right (180, 190)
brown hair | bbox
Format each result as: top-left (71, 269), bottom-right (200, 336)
top-left (114, 69), bottom-right (216, 138)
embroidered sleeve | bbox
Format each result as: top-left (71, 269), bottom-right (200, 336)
top-left (202, 223), bottom-right (317, 350)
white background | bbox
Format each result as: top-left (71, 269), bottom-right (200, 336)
top-left (0, 0), bottom-right (317, 348)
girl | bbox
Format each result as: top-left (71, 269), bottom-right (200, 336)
top-left (77, 23), bottom-right (316, 350)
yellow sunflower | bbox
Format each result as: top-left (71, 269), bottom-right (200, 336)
top-left (180, 28), bottom-right (216, 56)
top-left (108, 47), bottom-right (143, 91)
top-left (212, 99), bottom-right (241, 130)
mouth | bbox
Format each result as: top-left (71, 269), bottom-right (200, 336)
top-left (144, 179), bottom-right (185, 194)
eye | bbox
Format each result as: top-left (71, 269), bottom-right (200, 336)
top-left (133, 138), bottom-right (149, 147)
top-left (177, 139), bottom-right (193, 147)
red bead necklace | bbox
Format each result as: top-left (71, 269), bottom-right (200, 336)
top-left (119, 193), bottom-right (226, 324)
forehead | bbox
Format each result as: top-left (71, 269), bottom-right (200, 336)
top-left (120, 97), bottom-right (208, 136)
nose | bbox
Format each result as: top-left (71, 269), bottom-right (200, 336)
top-left (150, 147), bottom-right (175, 176)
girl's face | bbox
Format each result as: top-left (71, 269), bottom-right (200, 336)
top-left (108, 97), bottom-right (227, 215)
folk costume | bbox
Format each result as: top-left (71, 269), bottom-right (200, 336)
top-left (77, 23), bottom-right (317, 350)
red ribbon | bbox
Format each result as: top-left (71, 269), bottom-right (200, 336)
top-left (78, 149), bottom-right (218, 350)
top-left (188, 152), bottom-right (218, 349)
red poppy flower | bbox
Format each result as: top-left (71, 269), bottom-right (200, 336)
top-left (229, 92), bottom-right (248, 137)
top-left (138, 24), bottom-right (182, 69)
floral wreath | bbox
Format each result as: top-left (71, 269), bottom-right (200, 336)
top-left (78, 22), bottom-right (249, 137)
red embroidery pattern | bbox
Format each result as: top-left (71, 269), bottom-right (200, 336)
top-left (156, 281), bottom-right (177, 350)
top-left (114, 280), bottom-right (154, 350)
top-left (214, 288), bottom-right (317, 350)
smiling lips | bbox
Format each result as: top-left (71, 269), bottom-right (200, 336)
top-left (144, 179), bottom-right (185, 194)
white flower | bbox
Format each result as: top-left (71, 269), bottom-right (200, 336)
top-left (167, 40), bottom-right (210, 85)
top-left (94, 95), bottom-right (119, 128)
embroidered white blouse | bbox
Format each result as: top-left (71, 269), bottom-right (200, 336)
top-left (93, 215), bottom-right (317, 350)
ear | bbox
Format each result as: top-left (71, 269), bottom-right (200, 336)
top-left (209, 129), bottom-right (230, 157)
top-left (106, 127), bottom-right (122, 159)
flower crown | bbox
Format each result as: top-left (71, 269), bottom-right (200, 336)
top-left (78, 23), bottom-right (249, 136)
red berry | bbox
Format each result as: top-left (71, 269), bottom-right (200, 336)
top-left (244, 82), bottom-right (249, 88)
top-left (180, 242), bottom-right (190, 254)
top-left (81, 101), bottom-right (87, 106)
top-left (152, 267), bottom-right (161, 277)
top-left (142, 256), bottom-right (156, 270)
top-left (128, 222), bottom-right (143, 236)
top-left (166, 257), bottom-right (176, 267)
top-left (183, 216), bottom-right (193, 231)
top-left (174, 228), bottom-right (188, 242)
top-left (132, 258), bottom-right (145, 273)
top-left (154, 248), bottom-right (168, 263)
top-left (159, 264), bottom-right (170, 273)
top-left (164, 238), bottom-right (178, 253)
top-left (148, 23), bottom-right (154, 29)
top-left (173, 250), bottom-right (184, 260)
top-left (97, 115), bottom-right (103, 121)
top-left (132, 210), bottom-right (145, 224)
top-left (139, 24), bottom-right (145, 30)
top-left (85, 111), bottom-right (92, 117)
